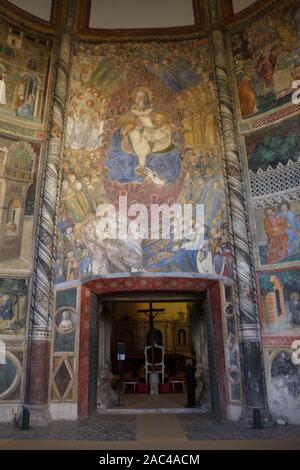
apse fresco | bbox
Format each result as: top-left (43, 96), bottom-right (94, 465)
top-left (56, 39), bottom-right (231, 282)
top-left (259, 269), bottom-right (300, 334)
top-left (231, 0), bottom-right (300, 118)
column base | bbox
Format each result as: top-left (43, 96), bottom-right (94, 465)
top-left (97, 379), bottom-right (118, 409)
top-left (239, 405), bottom-right (273, 427)
top-left (27, 404), bottom-right (50, 426)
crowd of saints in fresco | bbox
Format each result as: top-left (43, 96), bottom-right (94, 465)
top-left (55, 39), bottom-right (232, 283)
top-left (232, 0), bottom-right (300, 118)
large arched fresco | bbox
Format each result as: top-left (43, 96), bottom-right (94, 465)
top-left (56, 39), bottom-right (231, 283)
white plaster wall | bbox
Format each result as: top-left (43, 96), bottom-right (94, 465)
top-left (89, 0), bottom-right (194, 29)
top-left (228, 404), bottom-right (242, 422)
top-left (232, 0), bottom-right (256, 13)
top-left (49, 403), bottom-right (78, 421)
top-left (0, 404), bottom-right (21, 422)
top-left (8, 0), bottom-right (52, 21)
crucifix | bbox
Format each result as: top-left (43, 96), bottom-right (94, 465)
top-left (138, 302), bottom-right (165, 373)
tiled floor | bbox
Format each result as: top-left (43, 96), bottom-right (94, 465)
top-left (0, 413), bottom-right (299, 449)
top-left (116, 392), bottom-right (187, 409)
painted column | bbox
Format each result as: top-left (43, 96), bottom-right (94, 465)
top-left (25, 1), bottom-right (75, 419)
top-left (208, 0), bottom-right (270, 422)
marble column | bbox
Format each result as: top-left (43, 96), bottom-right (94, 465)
top-left (208, 0), bottom-right (270, 422)
top-left (25, 0), bottom-right (75, 421)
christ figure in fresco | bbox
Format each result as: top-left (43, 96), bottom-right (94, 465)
top-left (105, 87), bottom-right (181, 184)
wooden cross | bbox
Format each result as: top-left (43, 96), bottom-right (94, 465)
top-left (138, 302), bottom-right (165, 371)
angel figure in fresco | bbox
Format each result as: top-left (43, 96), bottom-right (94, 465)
top-left (105, 87), bottom-right (181, 184)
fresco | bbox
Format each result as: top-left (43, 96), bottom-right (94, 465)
top-left (259, 269), bottom-right (300, 334)
top-left (56, 39), bottom-right (231, 282)
top-left (267, 351), bottom-right (300, 423)
top-left (245, 115), bottom-right (300, 172)
top-left (255, 200), bottom-right (300, 266)
top-left (0, 20), bottom-right (52, 123)
top-left (0, 136), bottom-right (40, 268)
top-left (245, 117), bottom-right (300, 266)
top-left (231, 0), bottom-right (300, 118)
top-left (0, 278), bottom-right (28, 335)
top-left (54, 288), bottom-right (78, 353)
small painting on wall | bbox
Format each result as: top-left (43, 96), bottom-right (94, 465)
top-left (0, 278), bottom-right (28, 335)
top-left (255, 200), bottom-right (300, 266)
top-left (258, 269), bottom-right (300, 334)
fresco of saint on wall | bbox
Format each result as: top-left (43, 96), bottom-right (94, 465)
top-left (56, 39), bottom-right (231, 283)
top-left (0, 136), bottom-right (39, 269)
top-left (0, 278), bottom-right (28, 335)
top-left (0, 21), bottom-right (52, 123)
top-left (255, 200), bottom-right (300, 266)
top-left (245, 117), bottom-right (300, 266)
top-left (232, 0), bottom-right (300, 118)
top-left (259, 269), bottom-right (300, 334)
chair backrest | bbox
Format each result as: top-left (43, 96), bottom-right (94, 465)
top-left (144, 343), bottom-right (164, 366)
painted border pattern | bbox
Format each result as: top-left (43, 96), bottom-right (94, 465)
top-left (249, 105), bottom-right (300, 131)
top-left (84, 276), bottom-right (218, 296)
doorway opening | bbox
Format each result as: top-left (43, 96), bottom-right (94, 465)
top-left (97, 298), bottom-right (211, 411)
top-left (78, 279), bottom-right (228, 419)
